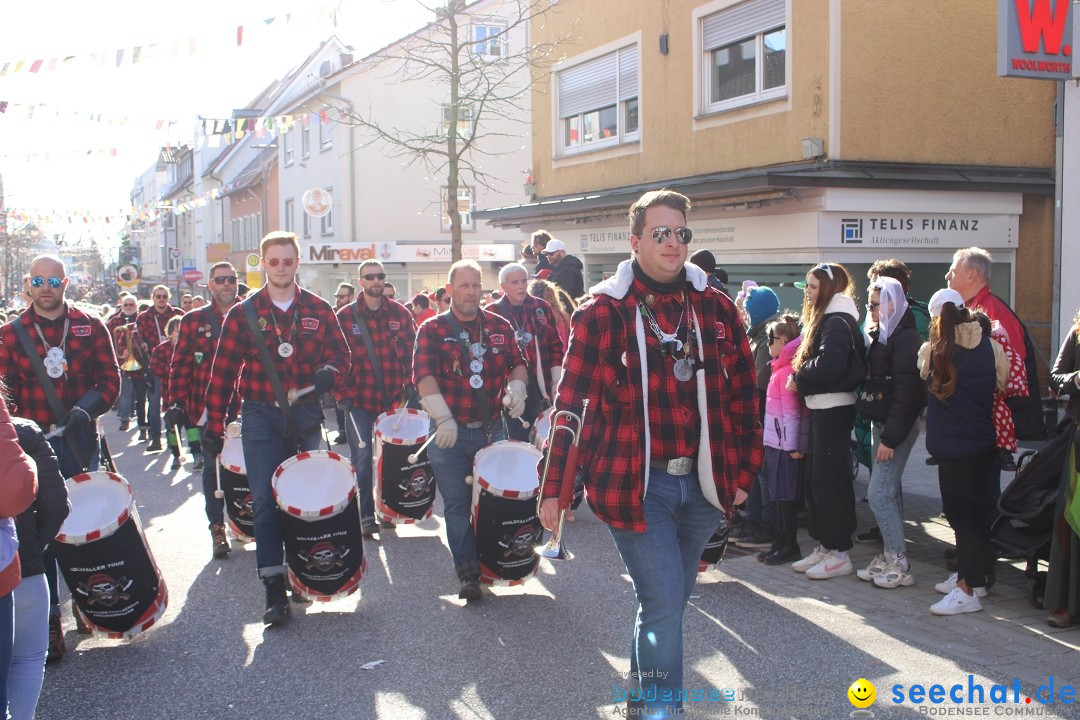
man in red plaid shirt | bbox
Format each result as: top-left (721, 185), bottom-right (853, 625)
top-left (537, 190), bottom-right (761, 716)
top-left (0, 253), bottom-right (120, 662)
top-left (169, 261), bottom-right (239, 559)
top-left (413, 260), bottom-right (528, 602)
top-left (135, 285), bottom-right (183, 453)
top-left (335, 260), bottom-right (418, 537)
top-left (201, 232), bottom-right (350, 625)
top-left (487, 263), bottom-right (564, 443)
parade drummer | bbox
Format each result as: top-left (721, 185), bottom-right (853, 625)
top-left (201, 232), bottom-right (350, 626)
top-left (169, 261), bottom-right (240, 559)
top-left (412, 260), bottom-right (528, 602)
top-left (135, 285), bottom-right (183, 453)
top-left (335, 259), bottom-right (418, 537)
top-left (486, 262), bottom-right (564, 442)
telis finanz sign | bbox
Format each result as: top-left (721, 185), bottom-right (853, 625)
top-left (998, 0), bottom-right (1073, 80)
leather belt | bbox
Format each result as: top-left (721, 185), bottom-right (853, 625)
top-left (650, 457), bottom-right (695, 476)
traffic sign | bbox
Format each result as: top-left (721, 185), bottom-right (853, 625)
top-left (169, 248), bottom-right (181, 259)
top-left (182, 268), bottom-right (203, 283)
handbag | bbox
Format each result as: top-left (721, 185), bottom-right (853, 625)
top-left (855, 377), bottom-right (893, 422)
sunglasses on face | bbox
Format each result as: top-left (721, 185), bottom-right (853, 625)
top-left (29, 276), bottom-right (63, 288)
top-left (211, 275), bottom-right (238, 285)
top-left (264, 257), bottom-right (295, 268)
top-left (648, 226), bottom-right (693, 245)
top-left (153, 294), bottom-right (169, 300)
top-left (362, 273), bottom-right (387, 281)
top-left (866, 302), bottom-right (880, 310)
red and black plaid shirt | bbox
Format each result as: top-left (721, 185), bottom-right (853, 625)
top-left (0, 304), bottom-right (121, 428)
top-left (412, 309), bottom-right (526, 424)
top-left (204, 286), bottom-right (350, 435)
top-left (106, 311), bottom-right (146, 375)
top-left (170, 303), bottom-right (234, 423)
top-left (135, 305), bottom-right (183, 371)
top-left (335, 298), bottom-right (417, 415)
top-left (487, 295), bottom-right (565, 397)
top-left (149, 341), bottom-right (175, 404)
top-left (539, 265), bottom-right (762, 531)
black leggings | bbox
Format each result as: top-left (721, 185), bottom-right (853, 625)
top-left (805, 405), bottom-right (857, 552)
top-left (938, 451), bottom-right (995, 588)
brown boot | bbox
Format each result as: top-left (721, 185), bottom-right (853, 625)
top-left (47, 612), bottom-right (65, 663)
top-left (210, 523), bottom-right (230, 558)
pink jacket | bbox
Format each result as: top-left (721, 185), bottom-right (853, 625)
top-left (764, 336), bottom-right (809, 452)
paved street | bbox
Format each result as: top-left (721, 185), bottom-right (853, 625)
top-left (38, 418), bottom-right (1080, 720)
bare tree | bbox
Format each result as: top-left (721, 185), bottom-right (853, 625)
top-left (329, 0), bottom-right (574, 261)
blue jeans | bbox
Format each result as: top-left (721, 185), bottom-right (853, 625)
top-left (743, 466), bottom-right (776, 530)
top-left (427, 423), bottom-right (507, 581)
top-left (146, 374), bottom-right (162, 440)
top-left (9, 574), bottom-right (47, 720)
top-left (868, 421), bottom-right (920, 557)
top-left (346, 408), bottom-right (377, 524)
top-left (0, 591), bottom-right (13, 716)
top-left (117, 374), bottom-right (133, 419)
top-left (608, 468), bottom-right (723, 718)
top-left (199, 427), bottom-right (225, 526)
top-left (241, 400), bottom-right (324, 578)
top-left (45, 428), bottom-right (101, 611)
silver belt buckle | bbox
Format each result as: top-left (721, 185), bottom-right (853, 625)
top-left (667, 457), bottom-right (692, 475)
top-left (466, 421), bottom-right (484, 429)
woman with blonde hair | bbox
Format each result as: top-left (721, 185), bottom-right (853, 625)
top-left (789, 262), bottom-right (866, 579)
top-left (528, 278), bottom-right (575, 350)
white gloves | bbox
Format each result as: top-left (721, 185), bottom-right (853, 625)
top-left (503, 379), bottom-right (527, 419)
top-left (421, 393), bottom-right (458, 449)
top-left (550, 366), bottom-right (563, 394)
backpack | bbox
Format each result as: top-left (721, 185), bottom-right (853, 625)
top-left (991, 294), bottom-right (1045, 441)
top-left (907, 296), bottom-right (931, 342)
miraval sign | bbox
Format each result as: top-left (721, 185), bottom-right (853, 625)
top-left (998, 0), bottom-right (1073, 80)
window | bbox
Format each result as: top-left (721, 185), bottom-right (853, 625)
top-left (441, 104), bottom-right (475, 139)
top-left (302, 208), bottom-right (311, 238)
top-left (702, 0), bottom-right (786, 113)
top-left (283, 128), bottom-right (295, 165)
top-left (557, 45), bottom-right (638, 155)
top-left (284, 199), bottom-right (295, 233)
top-left (472, 22), bottom-right (508, 61)
top-left (301, 124), bottom-right (311, 159)
top-left (441, 186), bottom-right (474, 232)
top-left (319, 110), bottom-right (333, 150)
top-left (320, 188), bottom-right (334, 235)
top-left (231, 218), bottom-right (240, 251)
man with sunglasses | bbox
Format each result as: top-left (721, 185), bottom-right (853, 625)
top-left (169, 262), bottom-right (240, 559)
top-left (0, 253), bottom-right (120, 662)
top-left (329, 283), bottom-right (356, 443)
top-left (540, 237), bottom-right (584, 301)
top-left (335, 260), bottom-right (418, 537)
top-left (135, 285), bottom-right (183, 452)
top-left (107, 293), bottom-right (146, 433)
top-left (537, 190), bottom-right (760, 717)
top-left (202, 232), bottom-right (350, 625)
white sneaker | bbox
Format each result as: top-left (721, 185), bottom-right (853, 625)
top-left (873, 561), bottom-right (915, 589)
top-left (805, 551), bottom-right (854, 580)
top-left (856, 554), bottom-right (887, 582)
top-left (930, 587), bottom-right (983, 615)
top-left (934, 572), bottom-right (987, 598)
top-left (792, 546), bottom-right (828, 573)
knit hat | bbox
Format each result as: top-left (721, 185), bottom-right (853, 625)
top-left (744, 286), bottom-right (780, 327)
top-left (689, 249), bottom-right (716, 274)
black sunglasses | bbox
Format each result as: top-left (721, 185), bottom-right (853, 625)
top-left (153, 294), bottom-right (169, 300)
top-left (649, 226), bottom-right (693, 245)
top-left (211, 275), bottom-right (238, 285)
top-left (362, 273), bottom-right (387, 281)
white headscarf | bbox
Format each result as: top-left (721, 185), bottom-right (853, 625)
top-left (870, 276), bottom-right (908, 344)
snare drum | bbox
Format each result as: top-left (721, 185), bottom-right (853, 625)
top-left (273, 451), bottom-right (365, 601)
top-left (52, 472), bottom-right (168, 639)
top-left (532, 407), bottom-right (553, 449)
top-left (470, 441), bottom-right (544, 586)
top-left (218, 433), bottom-right (254, 542)
top-left (374, 408), bottom-right (435, 524)
top-left (698, 514), bottom-right (731, 573)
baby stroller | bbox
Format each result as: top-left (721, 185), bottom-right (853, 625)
top-left (990, 418), bottom-right (1076, 607)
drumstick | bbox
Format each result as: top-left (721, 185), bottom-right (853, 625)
top-left (407, 433), bottom-right (437, 464)
top-left (214, 457), bottom-right (224, 499)
top-left (347, 408), bottom-right (366, 449)
top-left (44, 425), bottom-right (66, 440)
top-left (286, 385), bottom-right (316, 405)
top-left (501, 394), bottom-right (530, 429)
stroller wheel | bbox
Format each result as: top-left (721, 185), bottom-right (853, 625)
top-left (1026, 572), bottom-right (1047, 609)
top-left (850, 443), bottom-right (860, 480)
top-left (984, 564), bottom-right (996, 591)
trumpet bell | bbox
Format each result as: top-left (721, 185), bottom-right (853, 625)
top-left (536, 537), bottom-right (573, 560)
top-left (120, 357), bottom-right (142, 372)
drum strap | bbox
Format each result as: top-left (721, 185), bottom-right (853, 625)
top-left (243, 299), bottom-right (299, 446)
top-left (12, 320), bottom-right (89, 470)
top-left (351, 303), bottom-right (386, 404)
top-left (444, 311), bottom-right (492, 424)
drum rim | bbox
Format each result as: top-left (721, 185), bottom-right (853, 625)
top-left (219, 435), bottom-right (246, 475)
top-left (56, 471), bottom-right (133, 545)
top-left (473, 440), bottom-right (542, 498)
top-left (374, 407), bottom-right (430, 445)
top-left (272, 450), bottom-right (357, 518)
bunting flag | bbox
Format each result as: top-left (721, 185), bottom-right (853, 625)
top-left (0, 100), bottom-right (180, 131)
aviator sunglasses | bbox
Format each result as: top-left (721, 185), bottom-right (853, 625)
top-left (211, 275), bottom-right (238, 285)
top-left (648, 226), bottom-right (693, 245)
top-left (362, 273), bottom-right (387, 281)
top-left (29, 276), bottom-right (63, 288)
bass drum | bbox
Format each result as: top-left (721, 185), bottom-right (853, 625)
top-left (374, 408), bottom-right (435, 524)
top-left (470, 441), bottom-right (544, 586)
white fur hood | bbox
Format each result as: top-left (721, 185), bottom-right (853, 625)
top-left (590, 259), bottom-right (708, 299)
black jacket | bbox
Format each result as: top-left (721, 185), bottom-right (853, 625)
top-left (548, 254), bottom-right (585, 300)
top-left (1051, 327), bottom-right (1080, 422)
top-left (14, 418), bottom-right (69, 578)
top-left (796, 310), bottom-right (866, 398)
top-left (866, 309), bottom-right (926, 448)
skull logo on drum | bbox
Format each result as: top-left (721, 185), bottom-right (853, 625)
top-left (78, 572), bottom-right (133, 607)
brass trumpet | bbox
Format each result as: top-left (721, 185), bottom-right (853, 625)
top-left (118, 325), bottom-right (142, 373)
top-left (536, 398), bottom-right (589, 560)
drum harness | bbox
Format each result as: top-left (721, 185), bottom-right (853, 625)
top-left (243, 299), bottom-right (302, 452)
top-left (444, 311), bottom-right (508, 441)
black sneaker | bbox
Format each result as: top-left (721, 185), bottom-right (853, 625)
top-left (763, 545), bottom-right (802, 566)
top-left (263, 576), bottom-right (290, 625)
top-left (459, 576), bottom-right (482, 602)
top-left (119, 418), bottom-right (130, 432)
top-left (170, 455), bottom-right (182, 470)
top-left (147, 438), bottom-right (164, 453)
top-left (138, 427), bottom-right (149, 441)
top-left (361, 521), bottom-right (378, 538)
top-left (856, 527), bottom-right (883, 544)
top-left (735, 531), bottom-right (775, 550)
